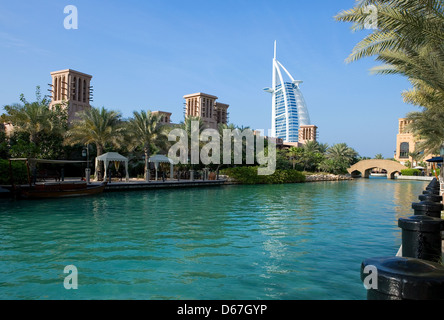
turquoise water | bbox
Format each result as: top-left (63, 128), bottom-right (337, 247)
top-left (0, 178), bottom-right (428, 300)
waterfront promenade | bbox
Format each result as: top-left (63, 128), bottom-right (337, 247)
top-left (102, 179), bottom-right (227, 192)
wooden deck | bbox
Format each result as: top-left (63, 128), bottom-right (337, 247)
top-left (100, 179), bottom-right (227, 192)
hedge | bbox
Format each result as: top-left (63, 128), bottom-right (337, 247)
top-left (221, 167), bottom-right (306, 184)
top-left (401, 169), bottom-right (422, 176)
top-left (0, 159), bottom-right (29, 185)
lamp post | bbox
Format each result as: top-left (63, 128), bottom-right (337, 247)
top-left (83, 144), bottom-right (91, 184)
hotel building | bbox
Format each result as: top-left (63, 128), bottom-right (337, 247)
top-left (264, 42), bottom-right (315, 145)
top-left (183, 93), bottom-right (229, 129)
top-left (49, 69), bottom-right (93, 123)
top-left (394, 118), bottom-right (435, 169)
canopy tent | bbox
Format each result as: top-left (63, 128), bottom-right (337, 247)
top-left (426, 157), bottom-right (444, 163)
top-left (95, 152), bottom-right (129, 182)
top-left (149, 155), bottom-right (174, 181)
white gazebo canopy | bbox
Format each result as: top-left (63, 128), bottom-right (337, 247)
top-left (95, 152), bottom-right (129, 182)
top-left (149, 155), bottom-right (174, 181)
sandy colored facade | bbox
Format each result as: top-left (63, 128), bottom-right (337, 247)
top-left (1, 122), bottom-right (14, 137)
top-left (183, 93), bottom-right (229, 129)
top-left (394, 118), bottom-right (435, 168)
top-left (49, 69), bottom-right (93, 123)
top-left (298, 125), bottom-right (317, 145)
top-left (152, 111), bottom-right (172, 125)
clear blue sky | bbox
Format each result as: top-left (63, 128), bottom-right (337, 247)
top-left (0, 0), bottom-right (419, 158)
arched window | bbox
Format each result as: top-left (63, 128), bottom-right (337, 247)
top-left (73, 77), bottom-right (77, 101)
top-left (400, 142), bottom-right (410, 159)
top-left (54, 77), bottom-right (58, 101)
top-left (83, 79), bottom-right (87, 102)
top-left (62, 76), bottom-right (66, 100)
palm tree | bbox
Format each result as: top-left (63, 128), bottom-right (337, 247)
top-left (336, 1), bottom-right (444, 154)
top-left (2, 87), bottom-right (69, 159)
top-left (409, 151), bottom-right (425, 168)
top-left (374, 154), bottom-right (384, 160)
top-left (317, 142), bottom-right (329, 154)
top-left (302, 140), bottom-right (321, 154)
top-left (336, 1), bottom-right (444, 93)
top-left (327, 143), bottom-right (359, 166)
top-left (64, 107), bottom-right (124, 180)
top-left (4, 102), bottom-right (51, 145)
top-left (3, 87), bottom-right (57, 145)
top-left (405, 108), bottom-right (444, 155)
top-left (126, 110), bottom-right (167, 181)
top-left (287, 146), bottom-right (301, 170)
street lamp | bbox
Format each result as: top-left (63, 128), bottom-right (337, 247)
top-left (83, 144), bottom-right (91, 184)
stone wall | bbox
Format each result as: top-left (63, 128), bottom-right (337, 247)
top-left (305, 174), bottom-right (353, 182)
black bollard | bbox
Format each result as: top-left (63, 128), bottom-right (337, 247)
top-left (398, 215), bottom-right (444, 263)
top-left (419, 193), bottom-right (443, 203)
top-left (412, 201), bottom-right (443, 218)
top-left (361, 256), bottom-right (444, 300)
top-left (426, 181), bottom-right (440, 191)
top-left (423, 189), bottom-right (441, 196)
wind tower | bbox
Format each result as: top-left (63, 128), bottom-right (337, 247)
top-left (48, 69), bottom-right (93, 123)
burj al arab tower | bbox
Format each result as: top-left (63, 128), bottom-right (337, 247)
top-left (264, 42), bottom-right (312, 143)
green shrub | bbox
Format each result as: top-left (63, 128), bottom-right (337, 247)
top-left (401, 169), bottom-right (422, 176)
top-left (221, 167), bottom-right (305, 184)
top-left (0, 159), bottom-right (29, 185)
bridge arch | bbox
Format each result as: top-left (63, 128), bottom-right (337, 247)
top-left (347, 160), bottom-right (408, 180)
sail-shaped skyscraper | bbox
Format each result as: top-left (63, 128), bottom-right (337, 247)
top-left (264, 42), bottom-right (312, 143)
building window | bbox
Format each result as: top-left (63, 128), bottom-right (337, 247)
top-left (400, 142), bottom-right (410, 159)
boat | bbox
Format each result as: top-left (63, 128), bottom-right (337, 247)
top-left (8, 158), bottom-right (107, 200)
top-left (18, 181), bottom-right (107, 199)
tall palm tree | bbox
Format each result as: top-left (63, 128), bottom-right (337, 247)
top-left (3, 102), bottom-right (52, 145)
top-left (336, 1), bottom-right (444, 92)
top-left (408, 151), bottom-right (425, 168)
top-left (126, 110), bottom-right (167, 181)
top-left (302, 140), bottom-right (321, 154)
top-left (335, 1), bottom-right (444, 69)
top-left (64, 107), bottom-right (124, 180)
top-left (336, 1), bottom-right (444, 153)
top-left (287, 146), bottom-right (301, 170)
top-left (317, 142), bottom-right (329, 154)
top-left (405, 108), bottom-right (444, 155)
top-left (326, 143), bottom-right (359, 166)
top-left (374, 154), bottom-right (384, 160)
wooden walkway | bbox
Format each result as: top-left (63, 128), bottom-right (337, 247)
top-left (101, 179), bottom-right (227, 192)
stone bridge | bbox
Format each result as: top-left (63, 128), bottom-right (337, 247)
top-left (347, 160), bottom-right (408, 180)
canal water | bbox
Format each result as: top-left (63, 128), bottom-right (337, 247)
top-left (0, 178), bottom-right (428, 300)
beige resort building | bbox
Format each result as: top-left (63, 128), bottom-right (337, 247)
top-left (183, 93), bottom-right (229, 130)
top-left (49, 69), bottom-right (93, 123)
top-left (394, 118), bottom-right (435, 170)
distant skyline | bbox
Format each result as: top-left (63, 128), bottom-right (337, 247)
top-left (0, 0), bottom-right (419, 158)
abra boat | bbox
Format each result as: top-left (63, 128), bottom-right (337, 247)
top-left (8, 158), bottom-right (107, 200)
top-left (18, 181), bottom-right (107, 199)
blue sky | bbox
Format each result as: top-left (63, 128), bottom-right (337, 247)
top-left (0, 0), bottom-right (419, 158)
